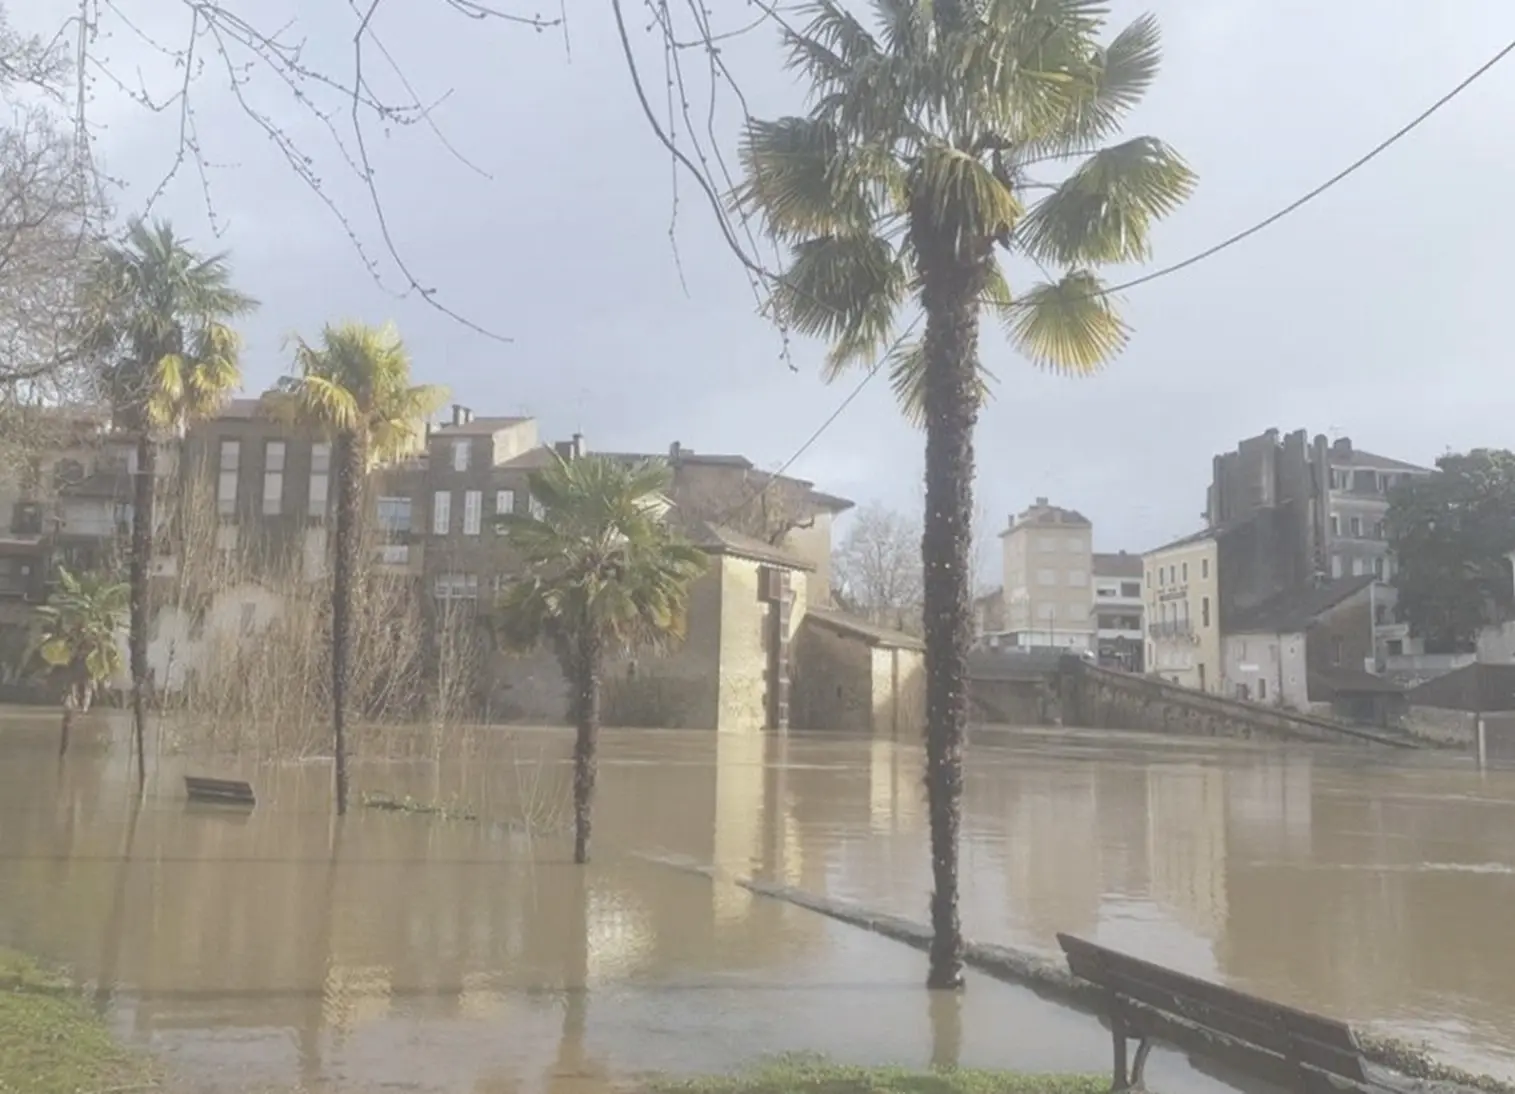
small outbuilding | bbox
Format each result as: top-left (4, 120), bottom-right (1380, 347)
top-left (791, 607), bottom-right (924, 737)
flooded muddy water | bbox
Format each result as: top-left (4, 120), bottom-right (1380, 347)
top-left (1, 710), bottom-right (1513, 1090)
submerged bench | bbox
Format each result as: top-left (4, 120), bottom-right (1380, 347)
top-left (184, 776), bottom-right (255, 807)
top-left (1057, 933), bottom-right (1367, 1093)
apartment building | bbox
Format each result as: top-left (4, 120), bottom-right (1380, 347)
top-left (997, 498), bottom-right (1094, 653)
top-left (1144, 530), bottom-right (1219, 690)
top-left (1092, 551), bottom-right (1144, 670)
top-left (1205, 429), bottom-right (1432, 660)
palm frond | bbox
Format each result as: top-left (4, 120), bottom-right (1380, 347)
top-left (493, 453), bottom-right (706, 660)
top-left (734, 116), bottom-right (901, 240)
top-left (1017, 136), bottom-right (1195, 265)
top-left (884, 334), bottom-right (998, 428)
top-left (772, 234), bottom-right (907, 370)
top-left (1005, 270), bottom-right (1129, 372)
top-left (912, 143), bottom-right (1022, 242)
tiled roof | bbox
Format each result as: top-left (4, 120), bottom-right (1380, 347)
top-left (677, 517), bottom-right (813, 571)
top-left (1224, 575), bottom-right (1375, 634)
top-left (1334, 447), bottom-right (1432, 474)
top-left (804, 607), bottom-right (923, 650)
top-left (1092, 551), bottom-right (1142, 578)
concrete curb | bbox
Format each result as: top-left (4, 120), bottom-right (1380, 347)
top-left (638, 852), bottom-right (1508, 1094)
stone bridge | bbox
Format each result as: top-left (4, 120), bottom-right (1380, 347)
top-left (968, 650), bottom-right (1415, 748)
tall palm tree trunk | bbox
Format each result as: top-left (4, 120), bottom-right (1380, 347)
top-left (330, 430), bottom-right (366, 815)
top-left (915, 225), bottom-right (986, 991)
top-left (128, 433), bottom-right (155, 791)
top-left (572, 628), bottom-right (603, 865)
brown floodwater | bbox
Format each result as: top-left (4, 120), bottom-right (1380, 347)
top-left (1, 709), bottom-right (1513, 1092)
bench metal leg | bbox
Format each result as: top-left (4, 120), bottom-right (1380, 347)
top-left (1129, 1038), bottom-right (1153, 1090)
top-left (1111, 1016), bottom-right (1128, 1091)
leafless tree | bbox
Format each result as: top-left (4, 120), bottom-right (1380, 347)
top-left (0, 7), bottom-right (106, 452)
top-left (833, 501), bottom-right (923, 635)
top-left (30, 1), bottom-right (793, 345)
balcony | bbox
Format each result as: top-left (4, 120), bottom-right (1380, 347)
top-left (1147, 619), bottom-right (1195, 640)
top-left (375, 544), bottom-right (409, 566)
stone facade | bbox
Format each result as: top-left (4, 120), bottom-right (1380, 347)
top-left (791, 608), bottom-right (924, 736)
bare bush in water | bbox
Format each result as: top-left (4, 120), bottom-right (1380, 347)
top-left (153, 464), bottom-right (484, 761)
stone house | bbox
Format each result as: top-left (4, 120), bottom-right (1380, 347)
top-left (490, 518), bottom-right (812, 733)
top-left (1219, 575), bottom-right (1403, 723)
top-left (790, 607), bottom-right (925, 737)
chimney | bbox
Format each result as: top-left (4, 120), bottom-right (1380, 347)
top-left (571, 432), bottom-right (584, 459)
top-left (1034, 496), bottom-right (1048, 506)
top-left (669, 440), bottom-right (682, 464)
top-left (1332, 436), bottom-right (1352, 456)
top-left (450, 404), bottom-right (464, 427)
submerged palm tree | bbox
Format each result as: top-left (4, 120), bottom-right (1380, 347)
top-left (265, 320), bottom-right (446, 815)
top-left (31, 567), bottom-right (129, 757)
top-left (494, 454), bottom-right (707, 864)
top-left (84, 219), bottom-right (256, 788)
top-left (736, 0), bottom-right (1194, 986)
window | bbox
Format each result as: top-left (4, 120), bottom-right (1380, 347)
top-left (1350, 516), bottom-right (1362, 537)
top-left (309, 443), bottom-right (331, 517)
top-left (1331, 636), bottom-right (1344, 667)
top-left (433, 572), bottom-right (479, 600)
top-left (1387, 639), bottom-right (1403, 656)
top-left (1200, 559), bottom-right (1208, 580)
top-left (463, 489), bottom-right (482, 535)
top-left (1258, 678), bottom-right (1267, 701)
top-left (262, 441), bottom-right (285, 515)
top-left (1373, 556), bottom-right (1384, 579)
top-left (1145, 570), bottom-right (1152, 588)
top-left (432, 490), bottom-right (451, 535)
top-left (1197, 663), bottom-right (1206, 691)
top-left (1121, 581), bottom-right (1140, 598)
top-left (1330, 513), bottom-right (1340, 536)
top-left (451, 439), bottom-right (470, 471)
top-left (376, 496), bottom-right (411, 535)
top-left (1330, 554), bottom-right (1343, 579)
top-left (217, 440), bottom-right (240, 516)
top-left (1036, 568), bottom-right (1056, 586)
top-left (1352, 557), bottom-right (1366, 577)
top-left (1064, 536), bottom-right (1083, 552)
top-left (1037, 535), bottom-right (1056, 553)
top-left (1066, 569), bottom-right (1086, 587)
top-left (495, 489), bottom-right (515, 517)
top-left (527, 493), bottom-right (544, 520)
top-left (1201, 596), bottom-right (1210, 628)
top-left (1181, 562), bottom-right (1188, 581)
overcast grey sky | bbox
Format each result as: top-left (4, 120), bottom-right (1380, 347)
top-left (24, 1), bottom-right (1515, 558)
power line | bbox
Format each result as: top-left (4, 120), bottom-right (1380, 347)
top-left (729, 32), bottom-right (1515, 516)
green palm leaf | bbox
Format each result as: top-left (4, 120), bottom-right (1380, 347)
top-left (1006, 270), bottom-right (1129, 371)
top-left (1017, 136), bottom-right (1195, 265)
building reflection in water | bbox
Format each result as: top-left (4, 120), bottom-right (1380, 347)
top-left (6, 715), bottom-right (1515, 1084)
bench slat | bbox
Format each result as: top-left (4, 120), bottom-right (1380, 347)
top-left (1058, 934), bottom-right (1365, 1084)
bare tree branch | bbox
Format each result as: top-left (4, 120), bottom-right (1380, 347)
top-left (43, 0), bottom-right (808, 350)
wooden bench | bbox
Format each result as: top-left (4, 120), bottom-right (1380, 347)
top-left (1057, 933), bottom-right (1367, 1093)
top-left (184, 776), bottom-right (256, 807)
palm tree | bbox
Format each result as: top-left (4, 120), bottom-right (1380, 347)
top-left (736, 1), bottom-right (1194, 987)
top-left (84, 219), bottom-right (256, 789)
top-left (494, 454), bottom-right (707, 864)
top-left (264, 320), bottom-right (446, 815)
top-left (31, 567), bottom-right (129, 757)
